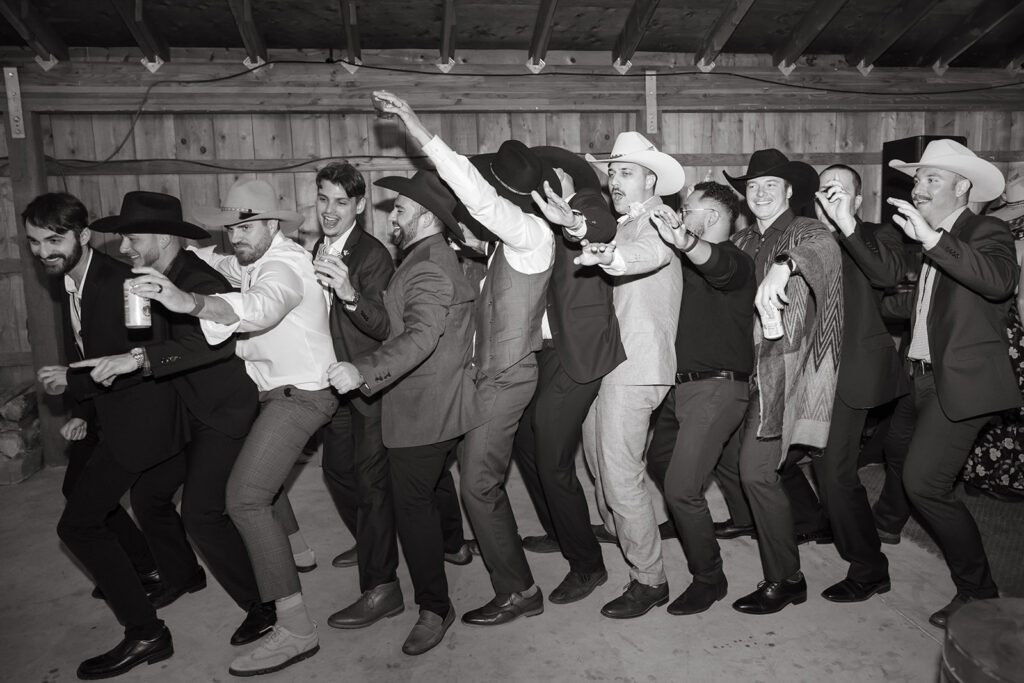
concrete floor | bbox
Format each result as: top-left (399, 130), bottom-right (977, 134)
top-left (0, 459), bottom-right (953, 683)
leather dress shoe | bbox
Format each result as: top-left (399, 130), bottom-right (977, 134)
top-left (796, 528), bottom-right (834, 545)
top-left (600, 580), bottom-right (669, 619)
top-left (77, 626), bottom-right (173, 679)
top-left (713, 519), bottom-right (757, 540)
top-left (444, 543), bottom-right (473, 566)
top-left (328, 580), bottom-right (404, 629)
top-left (549, 568), bottom-right (608, 604)
top-left (592, 524), bottom-right (618, 545)
top-left (331, 545), bottom-right (358, 568)
top-left (521, 534), bottom-right (560, 554)
top-left (462, 589), bottom-right (544, 626)
top-left (732, 574), bottom-right (807, 615)
top-left (149, 567), bottom-right (207, 610)
top-left (402, 605), bottom-right (455, 656)
top-left (667, 579), bottom-right (728, 615)
top-left (466, 540), bottom-right (481, 556)
top-left (92, 568), bottom-right (162, 601)
top-left (231, 602), bottom-right (276, 646)
top-left (821, 577), bottom-right (891, 603)
top-left (929, 593), bottom-right (974, 629)
top-left (877, 528), bottom-right (901, 545)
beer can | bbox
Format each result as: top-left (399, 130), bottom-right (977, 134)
top-left (124, 280), bottom-right (151, 329)
top-left (760, 306), bottom-right (784, 341)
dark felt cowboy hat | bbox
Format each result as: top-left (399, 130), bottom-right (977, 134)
top-left (533, 146), bottom-right (602, 193)
top-left (724, 148), bottom-right (819, 207)
top-left (374, 170), bottom-right (464, 244)
top-left (473, 140), bottom-right (562, 215)
top-left (90, 191), bottom-right (210, 239)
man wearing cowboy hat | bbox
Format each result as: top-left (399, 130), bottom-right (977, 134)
top-left (886, 138), bottom-right (1019, 628)
top-left (719, 149), bottom-right (844, 615)
top-left (328, 169), bottom-right (481, 656)
top-left (71, 191), bottom-right (277, 649)
top-left (134, 178), bottom-right (338, 676)
top-left (25, 192), bottom-right (182, 679)
top-left (572, 131), bottom-right (683, 618)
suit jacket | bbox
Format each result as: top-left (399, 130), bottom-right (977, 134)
top-left (64, 249), bottom-right (185, 473)
top-left (546, 187), bottom-right (626, 384)
top-left (143, 250), bottom-right (259, 439)
top-left (313, 228), bottom-right (394, 416)
top-left (354, 233), bottom-right (481, 448)
top-left (836, 220), bottom-right (908, 409)
top-left (915, 209), bottom-right (1022, 420)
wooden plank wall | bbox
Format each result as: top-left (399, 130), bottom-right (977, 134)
top-left (0, 118), bottom-right (33, 387)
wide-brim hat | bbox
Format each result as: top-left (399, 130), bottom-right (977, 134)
top-left (90, 191), bottom-right (209, 239)
top-left (585, 131), bottom-right (686, 196)
top-left (451, 201), bottom-right (498, 247)
top-left (193, 179), bottom-right (304, 231)
top-left (374, 170), bottom-right (464, 244)
top-left (989, 171), bottom-right (1024, 222)
top-left (724, 148), bottom-right (819, 208)
top-left (889, 138), bottom-right (1005, 203)
top-left (533, 146), bottom-right (602, 193)
top-left (473, 140), bottom-right (562, 215)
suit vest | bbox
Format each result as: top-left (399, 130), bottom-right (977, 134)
top-left (475, 243), bottom-right (552, 378)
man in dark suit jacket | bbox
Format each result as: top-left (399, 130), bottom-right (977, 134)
top-left (305, 163), bottom-right (402, 630)
top-left (75, 192), bottom-right (272, 651)
top-left (328, 170), bottom-right (480, 657)
top-left (887, 139), bottom-right (1021, 628)
top-left (27, 192), bottom-right (186, 679)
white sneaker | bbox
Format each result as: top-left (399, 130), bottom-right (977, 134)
top-left (228, 624), bottom-right (319, 677)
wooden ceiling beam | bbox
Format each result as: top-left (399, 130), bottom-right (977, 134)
top-left (612, 0), bottom-right (661, 70)
top-left (108, 0), bottom-right (170, 67)
top-left (339, 0), bottom-right (361, 66)
top-left (439, 0), bottom-right (456, 65)
top-left (846, 0), bottom-right (940, 75)
top-left (0, 0), bottom-right (69, 66)
top-left (694, 0), bottom-right (757, 71)
top-left (226, 0), bottom-right (267, 66)
top-left (1008, 44), bottom-right (1024, 71)
top-left (772, 0), bottom-right (849, 75)
top-left (924, 0), bottom-right (1024, 75)
top-left (527, 0), bottom-right (560, 68)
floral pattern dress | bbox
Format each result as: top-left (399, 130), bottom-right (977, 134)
top-left (962, 217), bottom-right (1024, 498)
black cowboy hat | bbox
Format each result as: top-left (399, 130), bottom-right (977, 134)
top-left (532, 146), bottom-right (602, 193)
top-left (473, 140), bottom-right (562, 215)
top-left (723, 149), bottom-right (819, 207)
top-left (374, 170), bottom-right (464, 244)
top-left (90, 191), bottom-right (210, 239)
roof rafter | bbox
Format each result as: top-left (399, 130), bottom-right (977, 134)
top-left (108, 0), bottom-right (170, 66)
top-left (226, 0), bottom-right (267, 66)
top-left (0, 0), bottom-right (69, 65)
top-left (846, 0), bottom-right (940, 75)
top-left (440, 0), bottom-right (456, 64)
top-left (339, 0), bottom-right (361, 66)
top-left (612, 0), bottom-right (661, 70)
top-left (694, 0), bottom-right (757, 71)
top-left (527, 0), bottom-right (560, 68)
top-left (924, 0), bottom-right (1024, 75)
top-left (772, 0), bottom-right (849, 75)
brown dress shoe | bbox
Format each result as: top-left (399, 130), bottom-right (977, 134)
top-left (328, 580), bottom-right (404, 629)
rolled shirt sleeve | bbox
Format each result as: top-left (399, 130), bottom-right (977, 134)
top-left (200, 260), bottom-right (304, 344)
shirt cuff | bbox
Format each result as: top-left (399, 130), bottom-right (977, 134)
top-left (199, 292), bottom-right (243, 344)
top-left (564, 211), bottom-right (587, 238)
top-left (599, 250), bottom-right (627, 276)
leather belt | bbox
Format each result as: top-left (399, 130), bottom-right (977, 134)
top-left (676, 370), bottom-right (750, 384)
top-left (908, 358), bottom-right (933, 377)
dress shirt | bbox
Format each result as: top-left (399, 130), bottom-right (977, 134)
top-left (600, 197), bottom-right (663, 276)
top-left (63, 248), bottom-right (94, 356)
top-left (735, 209), bottom-right (793, 283)
top-left (908, 206), bottom-right (969, 363)
top-left (190, 232), bottom-right (337, 392)
top-left (316, 222), bottom-right (356, 308)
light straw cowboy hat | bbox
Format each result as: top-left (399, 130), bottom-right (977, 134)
top-left (585, 131), bottom-right (686, 196)
top-left (888, 138), bottom-right (1005, 203)
top-left (194, 179), bottom-right (304, 231)
top-left (989, 170), bottom-right (1024, 223)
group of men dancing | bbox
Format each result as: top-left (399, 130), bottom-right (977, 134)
top-left (25, 90), bottom-right (1018, 679)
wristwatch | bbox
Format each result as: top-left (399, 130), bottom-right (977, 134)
top-left (773, 253), bottom-right (798, 275)
top-left (130, 347), bottom-right (145, 371)
top-left (341, 290), bottom-right (361, 309)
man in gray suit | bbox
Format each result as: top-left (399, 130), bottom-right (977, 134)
top-left (575, 132), bottom-right (685, 619)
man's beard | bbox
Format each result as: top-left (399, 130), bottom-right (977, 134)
top-left (41, 238), bottom-right (82, 276)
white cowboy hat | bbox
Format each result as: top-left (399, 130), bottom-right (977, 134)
top-left (585, 131), bottom-right (686, 196)
top-left (888, 138), bottom-right (1005, 203)
top-left (193, 179), bottom-right (304, 231)
top-left (989, 170), bottom-right (1024, 222)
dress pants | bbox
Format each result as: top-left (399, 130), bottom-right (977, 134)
top-left (57, 443), bottom-right (171, 640)
top-left (903, 372), bottom-right (998, 598)
top-left (322, 399), bottom-right (398, 593)
top-left (582, 383), bottom-right (669, 586)
top-left (62, 429), bottom-right (156, 577)
top-left (872, 391), bottom-right (917, 535)
top-left (647, 380), bottom-right (749, 584)
top-left (458, 355), bottom-right (537, 595)
top-left (513, 346), bottom-right (604, 575)
top-left (226, 386), bottom-right (338, 601)
top-left (389, 438), bottom-right (465, 617)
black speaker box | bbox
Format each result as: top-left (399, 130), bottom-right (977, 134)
top-left (881, 135), bottom-right (967, 225)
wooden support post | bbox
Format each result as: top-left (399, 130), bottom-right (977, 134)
top-left (339, 0), bottom-right (361, 69)
top-left (925, 0), bottom-right (1023, 75)
top-left (438, 0), bottom-right (455, 72)
top-left (109, 0), bottom-right (170, 71)
top-left (527, 0), bottom-right (560, 71)
top-left (846, 0), bottom-right (940, 75)
top-left (694, 0), bottom-right (757, 72)
top-left (0, 0), bottom-right (68, 69)
top-left (772, 0), bottom-right (849, 75)
top-left (226, 0), bottom-right (268, 67)
top-left (4, 98), bottom-right (68, 467)
top-left (612, 0), bottom-right (661, 72)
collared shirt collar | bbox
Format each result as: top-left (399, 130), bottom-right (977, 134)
top-left (759, 209), bottom-right (796, 239)
top-left (323, 221), bottom-right (357, 255)
top-left (63, 247), bottom-right (93, 295)
top-left (935, 206), bottom-right (969, 233)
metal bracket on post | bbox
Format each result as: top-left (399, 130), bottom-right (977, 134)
top-left (525, 57), bottom-right (545, 74)
top-left (141, 55), bottom-right (164, 73)
top-left (696, 57), bottom-right (715, 73)
top-left (3, 67), bottom-right (25, 139)
top-left (613, 57), bottom-right (632, 75)
top-left (436, 57), bottom-right (455, 74)
top-left (855, 60), bottom-right (874, 77)
top-left (34, 54), bottom-right (58, 71)
top-left (645, 70), bottom-right (658, 135)
top-left (932, 60), bottom-right (948, 77)
top-left (776, 59), bottom-right (796, 76)
top-left (341, 57), bottom-right (361, 74)
top-left (243, 55), bottom-right (266, 70)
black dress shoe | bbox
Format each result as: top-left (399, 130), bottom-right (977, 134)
top-left (549, 568), bottom-right (608, 604)
top-left (444, 543), bottom-right (473, 566)
top-left (521, 534), bottom-right (560, 554)
top-left (92, 569), bottom-right (162, 601)
top-left (331, 545), bottom-right (358, 568)
top-left (230, 602), bottom-right (276, 646)
top-left (667, 579), bottom-right (728, 615)
top-left (929, 593), bottom-right (974, 629)
top-left (600, 580), bottom-right (669, 619)
top-left (462, 589), bottom-right (544, 626)
top-left (328, 580), bottom-right (404, 629)
top-left (592, 524), bottom-right (618, 545)
top-left (713, 519), bottom-right (757, 540)
top-left (466, 540), bottom-right (481, 556)
top-left (796, 528), bottom-right (834, 545)
top-left (149, 567), bottom-right (207, 610)
top-left (76, 627), bottom-right (173, 679)
top-left (821, 577), bottom-right (891, 603)
top-left (732, 574), bottom-right (807, 615)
